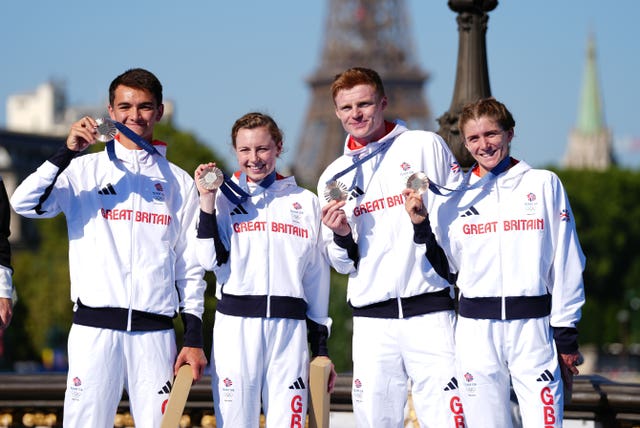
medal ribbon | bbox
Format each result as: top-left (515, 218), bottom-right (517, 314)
top-left (219, 171), bottom-right (277, 205)
top-left (325, 141), bottom-right (391, 189)
top-left (103, 119), bottom-right (159, 162)
top-left (112, 122), bottom-right (159, 155)
top-left (428, 156), bottom-right (513, 196)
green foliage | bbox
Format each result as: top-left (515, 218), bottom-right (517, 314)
top-left (327, 271), bottom-right (352, 372)
top-left (11, 216), bottom-right (72, 363)
top-left (554, 167), bottom-right (640, 345)
top-left (154, 122), bottom-right (228, 174)
top-left (174, 270), bottom-right (218, 362)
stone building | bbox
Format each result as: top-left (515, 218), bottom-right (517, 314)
top-left (563, 33), bottom-right (615, 170)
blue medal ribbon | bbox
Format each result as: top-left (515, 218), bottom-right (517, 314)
top-left (428, 156), bottom-right (513, 196)
top-left (326, 141), bottom-right (391, 186)
top-left (219, 171), bottom-right (277, 205)
top-left (112, 122), bottom-right (159, 155)
top-left (102, 119), bottom-right (159, 162)
top-left (325, 120), bottom-right (401, 195)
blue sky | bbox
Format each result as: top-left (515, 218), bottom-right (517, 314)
top-left (2, 1), bottom-right (638, 170)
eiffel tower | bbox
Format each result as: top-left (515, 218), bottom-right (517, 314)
top-left (292, 0), bottom-right (432, 187)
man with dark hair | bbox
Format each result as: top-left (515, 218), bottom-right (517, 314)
top-left (11, 68), bottom-right (207, 428)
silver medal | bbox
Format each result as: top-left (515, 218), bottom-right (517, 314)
top-left (406, 172), bottom-right (430, 195)
top-left (198, 166), bottom-right (224, 190)
top-left (324, 181), bottom-right (348, 202)
top-left (95, 117), bottom-right (117, 142)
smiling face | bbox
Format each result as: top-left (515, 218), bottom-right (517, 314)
top-left (234, 126), bottom-right (282, 182)
top-left (462, 116), bottom-right (514, 177)
top-left (108, 85), bottom-right (163, 148)
top-left (334, 84), bottom-right (388, 146)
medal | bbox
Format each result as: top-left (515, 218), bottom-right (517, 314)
top-left (324, 180), bottom-right (348, 202)
top-left (95, 117), bottom-right (117, 143)
top-left (406, 172), bottom-right (430, 195)
top-left (198, 166), bottom-right (224, 191)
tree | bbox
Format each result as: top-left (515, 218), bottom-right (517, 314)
top-left (154, 122), bottom-right (229, 174)
top-left (11, 216), bottom-right (72, 366)
top-left (555, 167), bottom-right (640, 346)
top-left (327, 271), bottom-right (351, 373)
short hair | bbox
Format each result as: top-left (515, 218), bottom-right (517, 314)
top-left (231, 112), bottom-right (284, 149)
top-left (458, 97), bottom-right (516, 136)
top-left (330, 67), bottom-right (386, 103)
top-left (109, 68), bottom-right (163, 106)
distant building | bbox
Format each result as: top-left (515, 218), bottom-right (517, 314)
top-left (6, 80), bottom-right (174, 137)
top-left (0, 130), bottom-right (64, 248)
top-left (3, 81), bottom-right (104, 247)
top-left (6, 81), bottom-right (105, 136)
top-left (563, 33), bottom-right (615, 170)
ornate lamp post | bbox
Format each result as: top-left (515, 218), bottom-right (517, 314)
top-left (437, 0), bottom-right (498, 169)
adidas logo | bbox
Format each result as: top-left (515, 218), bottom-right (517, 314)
top-left (98, 183), bottom-right (117, 195)
top-left (158, 380), bottom-right (172, 395)
top-left (348, 186), bottom-right (364, 201)
top-left (288, 377), bottom-right (306, 390)
top-left (461, 206), bottom-right (479, 217)
top-left (536, 370), bottom-right (555, 382)
top-left (231, 205), bottom-right (248, 216)
top-left (443, 377), bottom-right (459, 391)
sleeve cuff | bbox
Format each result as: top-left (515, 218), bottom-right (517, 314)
top-left (181, 312), bottom-right (204, 348)
top-left (412, 217), bottom-right (434, 245)
top-left (0, 266), bottom-right (12, 298)
top-left (553, 326), bottom-right (579, 354)
top-left (307, 318), bottom-right (329, 357)
top-left (49, 145), bottom-right (79, 169)
top-left (333, 232), bottom-right (359, 267)
top-left (333, 231), bottom-right (355, 249)
top-left (197, 210), bottom-right (216, 238)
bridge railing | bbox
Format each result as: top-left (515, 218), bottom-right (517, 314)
top-left (1, 373), bottom-right (640, 427)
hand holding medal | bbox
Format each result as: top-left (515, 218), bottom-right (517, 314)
top-left (68, 116), bottom-right (115, 152)
top-left (198, 166), bottom-right (224, 191)
top-left (321, 180), bottom-right (351, 237)
top-left (194, 163), bottom-right (223, 215)
top-left (406, 172), bottom-right (430, 195)
top-left (402, 172), bottom-right (429, 225)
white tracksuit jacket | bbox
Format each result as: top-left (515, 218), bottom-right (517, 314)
top-left (433, 160), bottom-right (586, 333)
top-left (195, 172), bottom-right (331, 331)
top-left (10, 141), bottom-right (206, 336)
top-left (317, 121), bottom-right (461, 308)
